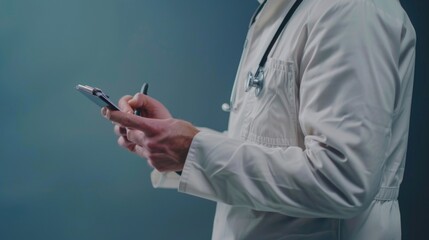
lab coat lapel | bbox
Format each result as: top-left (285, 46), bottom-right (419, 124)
top-left (246, 0), bottom-right (298, 75)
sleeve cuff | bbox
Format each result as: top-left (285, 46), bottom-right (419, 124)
top-left (178, 131), bottom-right (226, 201)
top-left (150, 170), bottom-right (180, 189)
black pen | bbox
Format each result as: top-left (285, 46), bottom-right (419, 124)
top-left (134, 83), bottom-right (149, 116)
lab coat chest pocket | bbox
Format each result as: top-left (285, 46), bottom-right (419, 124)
top-left (242, 58), bottom-right (299, 148)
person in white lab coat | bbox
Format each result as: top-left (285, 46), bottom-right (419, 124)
top-left (102, 0), bottom-right (416, 239)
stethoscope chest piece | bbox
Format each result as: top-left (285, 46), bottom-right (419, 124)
top-left (245, 68), bottom-right (264, 96)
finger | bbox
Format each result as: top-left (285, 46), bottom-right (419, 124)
top-left (118, 136), bottom-right (150, 159)
top-left (117, 136), bottom-right (136, 151)
top-left (124, 129), bottom-right (164, 153)
top-left (126, 129), bottom-right (146, 146)
top-left (118, 95), bottom-right (134, 113)
top-left (134, 145), bottom-right (150, 159)
top-left (127, 129), bottom-right (165, 153)
top-left (114, 125), bottom-right (127, 137)
top-left (104, 109), bottom-right (158, 136)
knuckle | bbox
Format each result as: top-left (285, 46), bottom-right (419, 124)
top-left (126, 130), bottom-right (138, 142)
top-left (114, 125), bottom-right (122, 136)
top-left (128, 129), bottom-right (145, 143)
top-left (134, 145), bottom-right (145, 156)
top-left (119, 95), bottom-right (133, 103)
top-left (126, 129), bottom-right (133, 140)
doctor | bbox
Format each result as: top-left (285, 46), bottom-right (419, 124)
top-left (102, 0), bottom-right (416, 239)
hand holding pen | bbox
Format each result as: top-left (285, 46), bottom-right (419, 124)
top-left (114, 83), bottom-right (172, 120)
top-left (102, 83), bottom-right (198, 173)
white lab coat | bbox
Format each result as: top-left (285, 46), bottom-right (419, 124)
top-left (152, 0), bottom-right (416, 239)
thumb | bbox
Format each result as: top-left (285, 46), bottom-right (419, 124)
top-left (128, 93), bottom-right (149, 109)
top-left (128, 93), bottom-right (172, 118)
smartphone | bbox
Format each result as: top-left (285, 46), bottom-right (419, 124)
top-left (76, 84), bottom-right (120, 111)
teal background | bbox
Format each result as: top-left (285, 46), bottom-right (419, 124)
top-left (0, 1), bottom-right (255, 239)
top-left (0, 1), bottom-right (427, 239)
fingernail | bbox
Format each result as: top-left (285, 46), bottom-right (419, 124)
top-left (102, 107), bottom-right (110, 119)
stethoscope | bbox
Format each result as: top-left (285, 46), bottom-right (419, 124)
top-left (222, 0), bottom-right (303, 112)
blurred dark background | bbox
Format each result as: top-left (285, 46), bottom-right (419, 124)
top-left (0, 0), bottom-right (427, 239)
top-left (398, 1), bottom-right (429, 240)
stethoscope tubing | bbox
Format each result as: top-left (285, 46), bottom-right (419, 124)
top-left (223, 0), bottom-right (303, 112)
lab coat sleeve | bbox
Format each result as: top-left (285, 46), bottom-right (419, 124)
top-left (178, 1), bottom-right (400, 218)
top-left (150, 127), bottom-right (225, 189)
